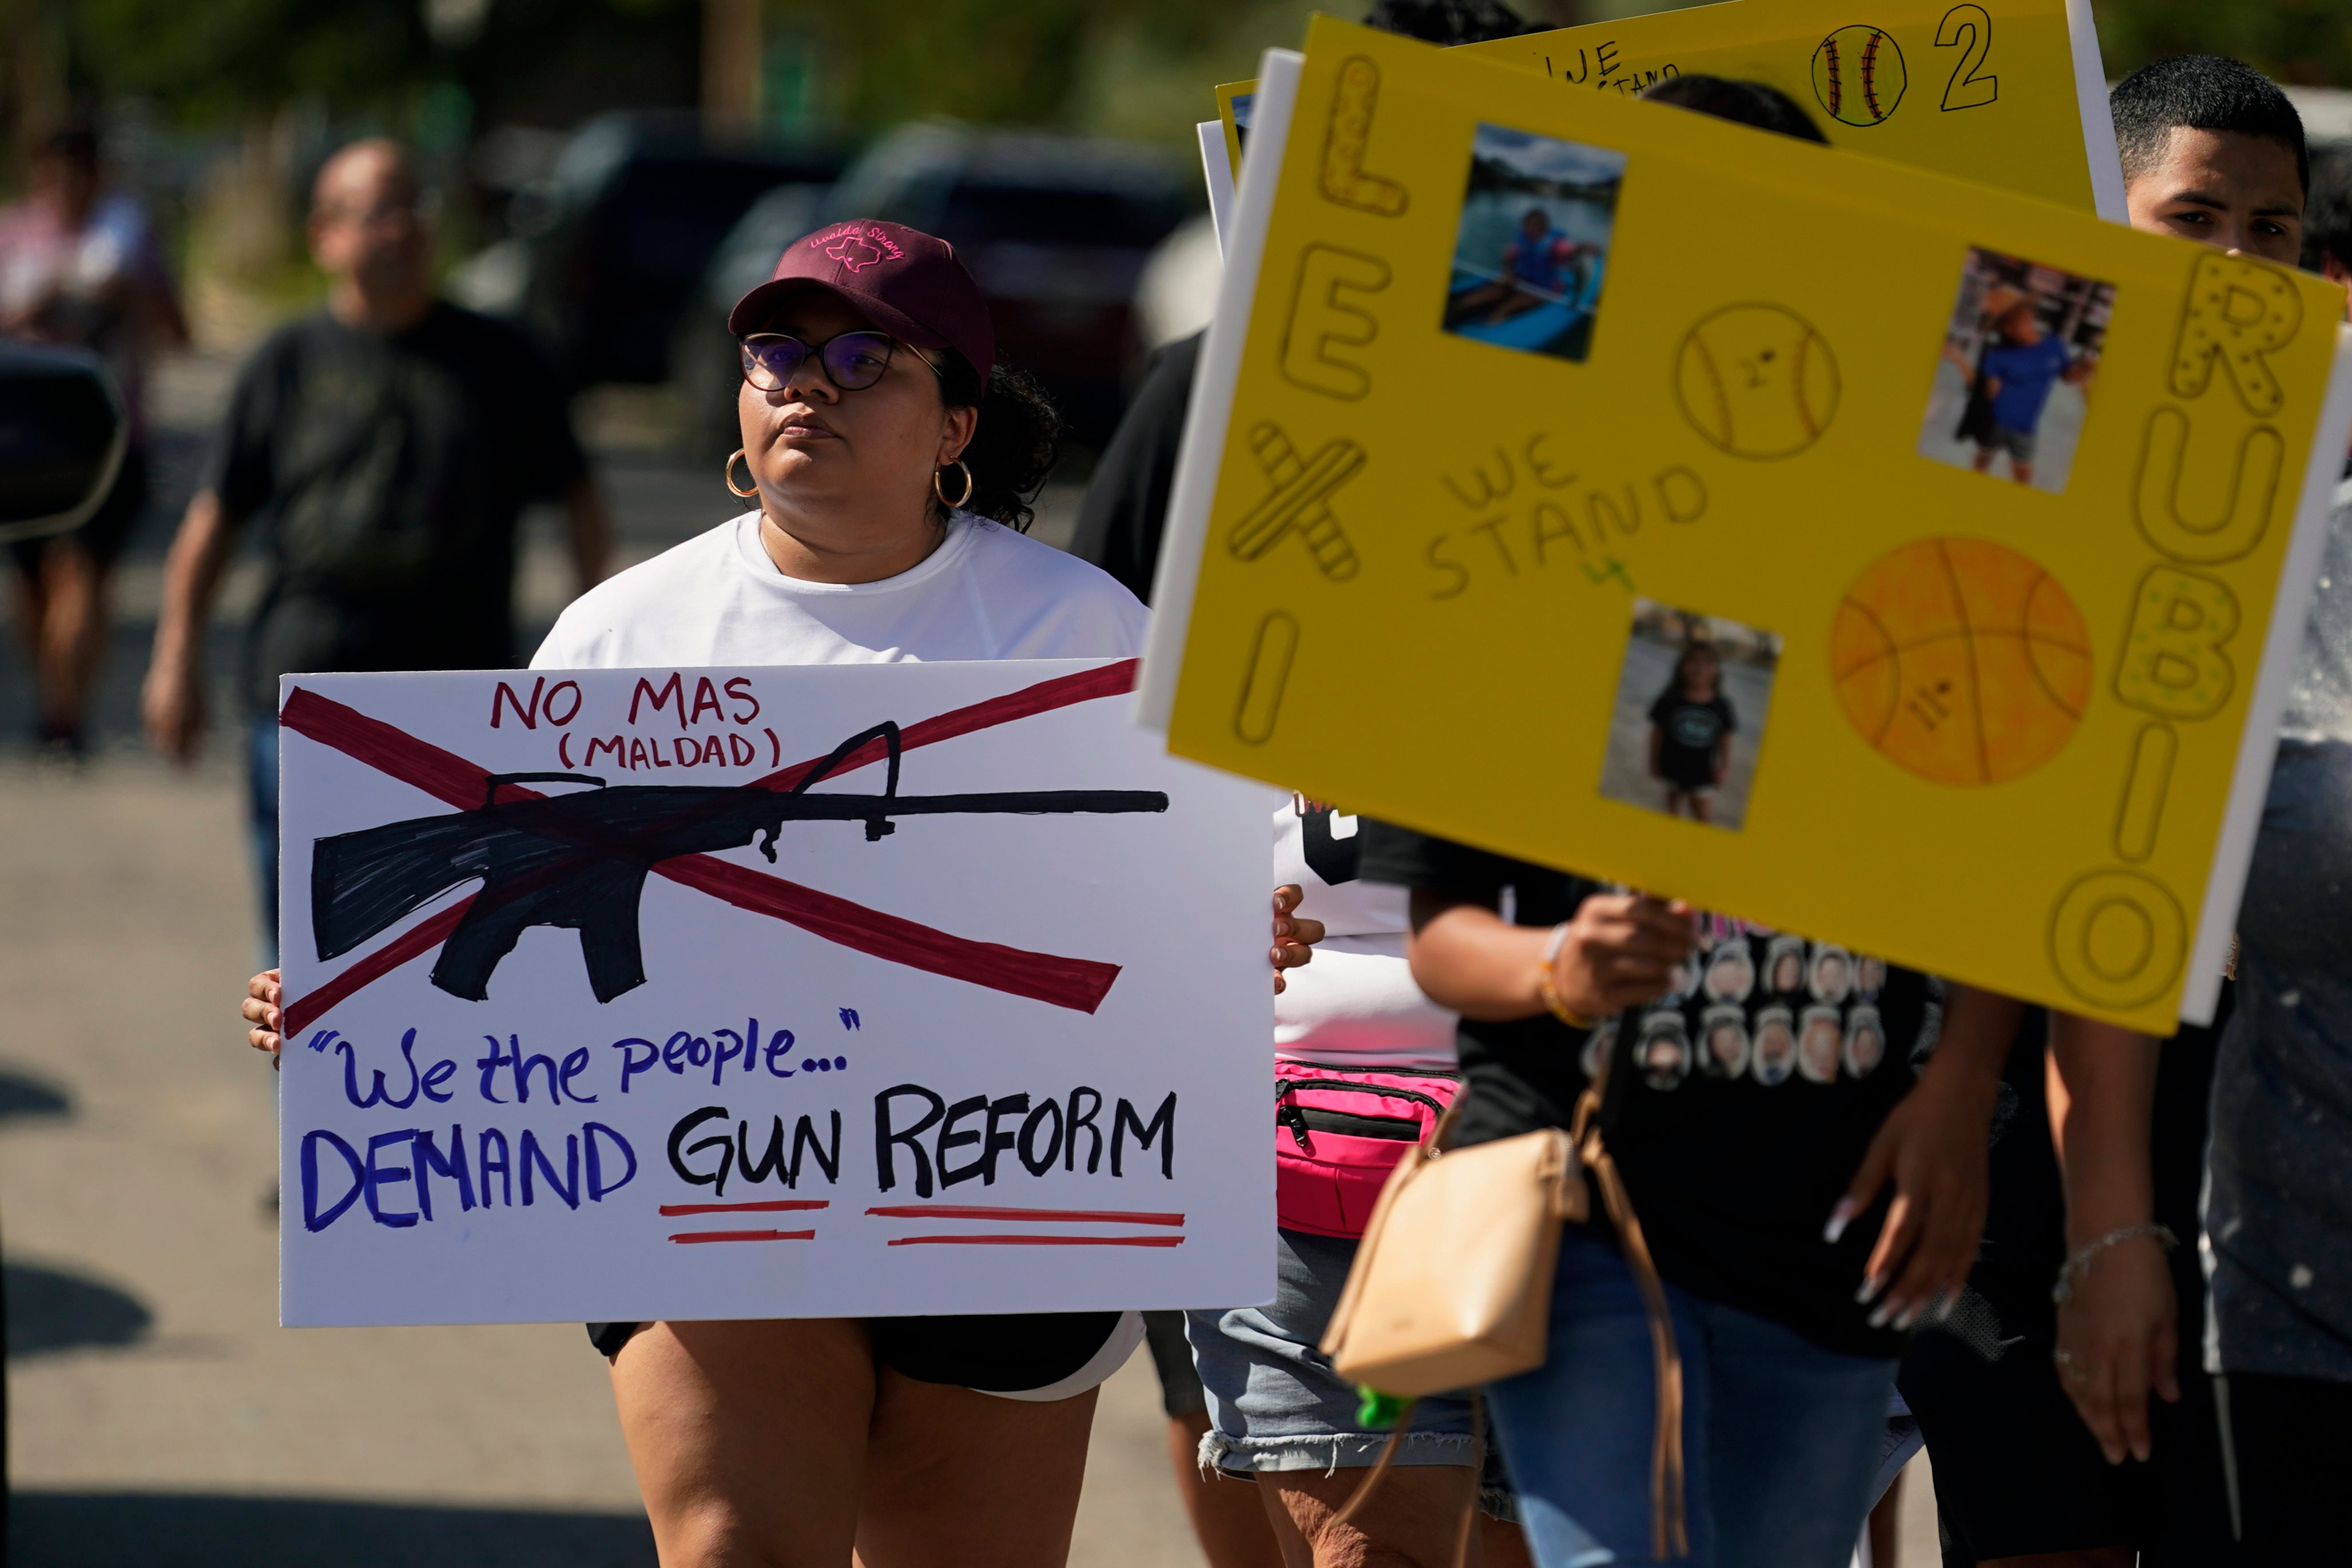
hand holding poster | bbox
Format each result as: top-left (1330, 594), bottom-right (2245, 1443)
top-left (1141, 20), bottom-right (2352, 1032)
top-left (277, 659), bottom-right (1270, 1326)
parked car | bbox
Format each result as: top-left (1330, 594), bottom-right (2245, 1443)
top-left (677, 122), bottom-right (1191, 449)
top-left (468, 111), bottom-right (843, 387)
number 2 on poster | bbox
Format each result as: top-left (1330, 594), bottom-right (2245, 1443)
top-left (1936, 6), bottom-right (1998, 112)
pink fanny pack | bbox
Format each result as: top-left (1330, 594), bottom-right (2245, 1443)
top-left (1273, 1058), bottom-right (1461, 1239)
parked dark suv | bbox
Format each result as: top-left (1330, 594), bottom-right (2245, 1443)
top-left (510, 111), bottom-right (843, 387)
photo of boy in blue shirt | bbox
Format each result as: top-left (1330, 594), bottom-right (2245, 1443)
top-left (1918, 254), bottom-right (2113, 494)
top-left (1967, 299), bottom-right (2096, 487)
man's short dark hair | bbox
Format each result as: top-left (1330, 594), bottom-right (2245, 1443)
top-left (2303, 148), bottom-right (2352, 273)
top-left (1642, 75), bottom-right (1829, 145)
top-left (2111, 55), bottom-right (2309, 195)
top-left (1362, 0), bottom-right (1536, 46)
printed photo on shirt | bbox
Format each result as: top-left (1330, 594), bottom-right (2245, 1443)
top-left (1856, 954), bottom-right (1886, 1000)
top-left (1765, 934), bottom-right (1809, 996)
top-left (1844, 1004), bottom-right (1886, 1077)
top-left (1599, 599), bottom-right (1782, 832)
top-left (1441, 125), bottom-right (1624, 364)
top-left (1704, 941), bottom-right (1755, 1004)
top-left (1636, 1010), bottom-right (1692, 1091)
top-left (1700, 1004), bottom-right (1751, 1079)
top-left (1809, 944), bottom-right (1854, 1005)
top-left (1751, 1005), bottom-right (1797, 1085)
top-left (1917, 246), bottom-right (2112, 495)
top-left (1662, 944), bottom-right (1703, 1006)
top-left (1797, 1004), bottom-right (1845, 1084)
top-left (1580, 1015), bottom-right (1618, 1082)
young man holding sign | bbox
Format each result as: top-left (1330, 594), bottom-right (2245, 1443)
top-left (2053, 54), bottom-right (2352, 1565)
top-left (1903, 54), bottom-right (2314, 1568)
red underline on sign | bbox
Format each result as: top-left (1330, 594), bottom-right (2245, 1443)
top-left (276, 658), bottom-right (1142, 1034)
top-left (885, 1234), bottom-right (1185, 1248)
top-left (864, 1205), bottom-right (1186, 1227)
top-left (669, 1229), bottom-right (818, 1244)
top-left (661, 1200), bottom-right (831, 1216)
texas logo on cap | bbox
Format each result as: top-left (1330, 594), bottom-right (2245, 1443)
top-left (817, 222), bottom-right (906, 273)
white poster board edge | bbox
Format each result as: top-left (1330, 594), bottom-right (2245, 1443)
top-left (2182, 323), bottom-right (2352, 1024)
top-left (2063, 0), bottom-right (2128, 223)
top-left (1136, 50), bottom-right (1301, 734)
top-left (1201, 120), bottom-right (1237, 256)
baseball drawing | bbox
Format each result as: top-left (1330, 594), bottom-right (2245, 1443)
top-left (1674, 304), bottom-right (1841, 460)
top-left (1811, 25), bottom-right (1908, 128)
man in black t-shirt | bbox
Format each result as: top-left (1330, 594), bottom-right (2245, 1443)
top-left (142, 140), bottom-right (609, 958)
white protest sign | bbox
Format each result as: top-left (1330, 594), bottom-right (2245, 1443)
top-left (276, 658), bottom-right (1272, 1327)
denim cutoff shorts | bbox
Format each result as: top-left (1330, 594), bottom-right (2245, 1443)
top-left (1187, 1227), bottom-right (1515, 1517)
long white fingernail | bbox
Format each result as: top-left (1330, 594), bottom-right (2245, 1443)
top-left (1823, 1198), bottom-right (1859, 1244)
top-left (1868, 1300), bottom-right (1897, 1329)
top-left (1856, 1273), bottom-right (1887, 1305)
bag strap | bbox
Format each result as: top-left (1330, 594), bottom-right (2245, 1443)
top-left (1326, 1087), bottom-right (1476, 1561)
top-left (1427, 1088), bottom-right (1468, 1152)
top-left (1328, 1396), bottom-right (1488, 1568)
top-left (1573, 1077), bottom-right (1690, 1562)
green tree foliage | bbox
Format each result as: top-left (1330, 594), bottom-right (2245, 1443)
top-left (2093, 0), bottom-right (2352, 86)
top-left (69, 0), bottom-right (436, 119)
top-left (66, 0), bottom-right (694, 126)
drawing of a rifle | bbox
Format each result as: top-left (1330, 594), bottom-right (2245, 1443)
top-left (310, 721), bottom-right (1168, 1004)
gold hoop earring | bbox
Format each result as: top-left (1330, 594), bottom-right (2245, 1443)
top-left (933, 459), bottom-right (974, 509)
top-left (724, 449), bottom-right (758, 499)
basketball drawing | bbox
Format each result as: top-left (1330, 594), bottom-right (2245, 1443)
top-left (1831, 537), bottom-right (2092, 785)
top-left (1674, 304), bottom-right (1840, 460)
top-left (1811, 25), bottom-right (1908, 128)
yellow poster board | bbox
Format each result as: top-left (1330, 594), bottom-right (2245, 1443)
top-left (1216, 79), bottom-right (1256, 178)
top-left (1140, 18), bottom-right (2352, 1032)
top-left (1216, 0), bottom-right (2121, 218)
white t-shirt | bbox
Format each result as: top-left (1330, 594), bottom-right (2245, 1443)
top-left (531, 506), bottom-right (1149, 1392)
top-left (1272, 797), bottom-right (1458, 1070)
top-left (533, 509), bottom-right (1149, 669)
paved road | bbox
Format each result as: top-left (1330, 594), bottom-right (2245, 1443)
top-left (0, 352), bottom-right (1937, 1566)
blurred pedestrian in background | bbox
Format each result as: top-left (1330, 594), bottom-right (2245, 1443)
top-left (141, 138), bottom-right (610, 961)
top-left (0, 119), bottom-right (186, 758)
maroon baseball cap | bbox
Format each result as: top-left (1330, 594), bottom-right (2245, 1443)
top-left (728, 220), bottom-right (994, 382)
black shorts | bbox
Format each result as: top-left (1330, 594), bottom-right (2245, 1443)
top-left (586, 1310), bottom-right (1138, 1400)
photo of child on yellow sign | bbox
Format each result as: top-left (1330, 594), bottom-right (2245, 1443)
top-left (1139, 17), bottom-right (2352, 1033)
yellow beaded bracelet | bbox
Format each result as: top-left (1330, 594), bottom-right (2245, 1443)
top-left (1537, 921), bottom-right (1599, 1030)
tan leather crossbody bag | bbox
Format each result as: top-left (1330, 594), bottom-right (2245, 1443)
top-left (1319, 1061), bottom-right (1690, 1562)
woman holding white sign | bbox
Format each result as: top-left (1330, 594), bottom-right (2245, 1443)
top-left (240, 220), bottom-right (1321, 1567)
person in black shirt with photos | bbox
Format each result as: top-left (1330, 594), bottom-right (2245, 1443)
top-left (1353, 74), bottom-right (2016, 1568)
top-left (1647, 640), bottom-right (1735, 822)
top-left (142, 139), bottom-right (610, 960)
top-left (1364, 825), bottom-right (2012, 1568)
